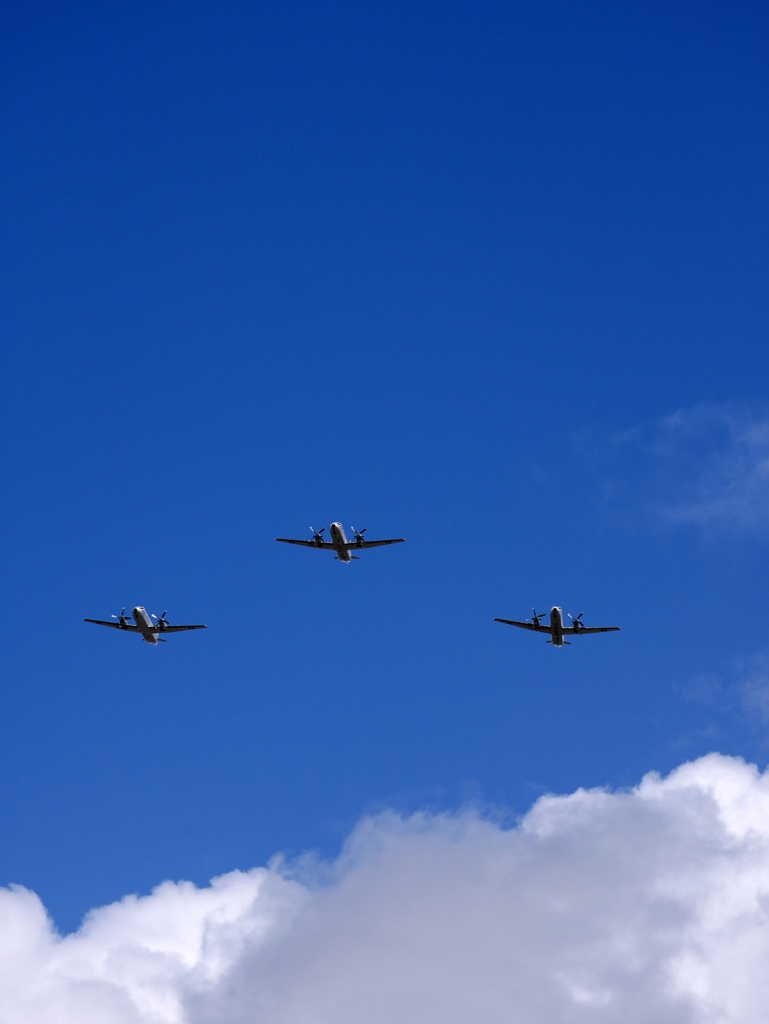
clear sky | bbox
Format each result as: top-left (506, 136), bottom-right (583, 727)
top-left (2, 0), bottom-right (769, 938)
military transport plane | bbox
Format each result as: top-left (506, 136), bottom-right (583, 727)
top-left (84, 607), bottom-right (207, 645)
top-left (494, 606), bottom-right (620, 646)
top-left (276, 523), bottom-right (405, 562)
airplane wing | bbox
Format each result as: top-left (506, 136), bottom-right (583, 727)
top-left (275, 538), bottom-right (336, 549)
top-left (84, 618), bottom-right (141, 632)
top-left (157, 624), bottom-right (207, 633)
top-left (344, 538), bottom-right (406, 549)
top-left (494, 618), bottom-right (553, 634)
top-left (563, 626), bottom-right (621, 634)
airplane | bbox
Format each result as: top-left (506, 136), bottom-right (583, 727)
top-left (494, 606), bottom-right (620, 646)
top-left (84, 607), bottom-right (207, 645)
top-left (276, 523), bottom-right (405, 562)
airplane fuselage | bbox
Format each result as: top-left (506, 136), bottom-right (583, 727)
top-left (549, 606), bottom-right (567, 646)
top-left (133, 606), bottom-right (160, 644)
top-left (329, 522), bottom-right (353, 562)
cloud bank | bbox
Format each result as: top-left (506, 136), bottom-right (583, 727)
top-left (4, 754), bottom-right (769, 1023)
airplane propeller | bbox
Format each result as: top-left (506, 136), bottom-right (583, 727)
top-left (111, 608), bottom-right (130, 628)
top-left (527, 608), bottom-right (546, 627)
top-left (151, 610), bottom-right (169, 629)
top-left (310, 527), bottom-right (326, 546)
top-left (568, 612), bottom-right (584, 631)
top-left (351, 526), bottom-right (367, 546)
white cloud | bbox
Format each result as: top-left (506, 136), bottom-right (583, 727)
top-left (5, 754), bottom-right (769, 1023)
top-left (656, 407), bottom-right (769, 529)
top-left (735, 651), bottom-right (769, 722)
top-left (676, 650), bottom-right (769, 732)
top-left (602, 405), bottom-right (769, 532)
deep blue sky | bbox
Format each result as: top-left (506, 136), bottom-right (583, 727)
top-left (2, 0), bottom-right (769, 932)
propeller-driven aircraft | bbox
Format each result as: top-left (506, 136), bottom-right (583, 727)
top-left (276, 523), bottom-right (405, 562)
top-left (84, 607), bottom-right (207, 645)
top-left (494, 606), bottom-right (620, 646)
